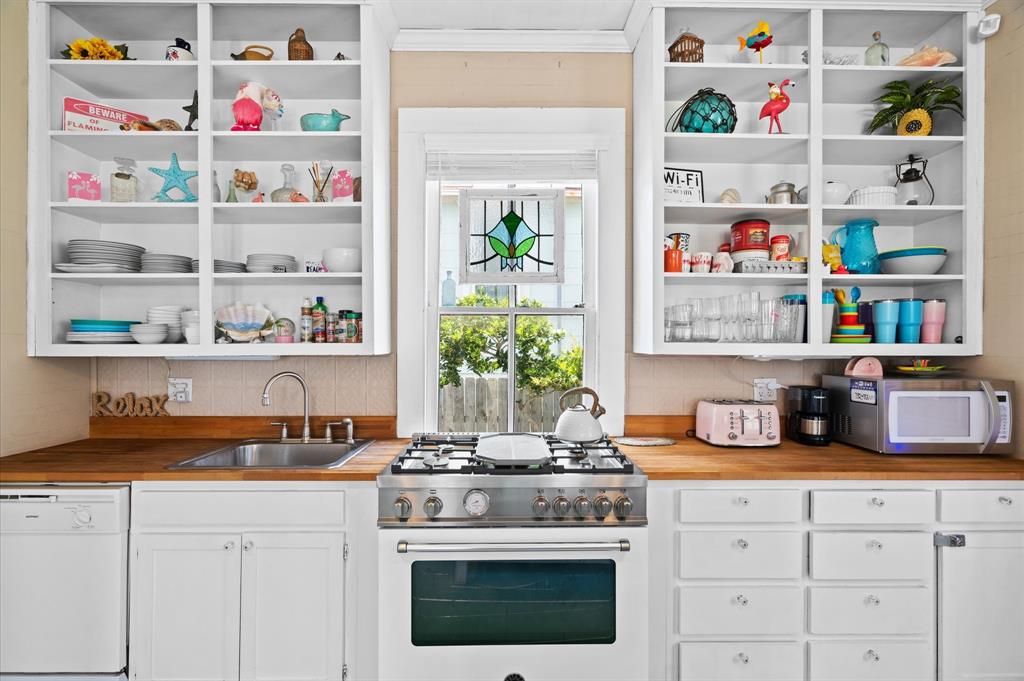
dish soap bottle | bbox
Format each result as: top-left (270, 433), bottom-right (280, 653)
top-left (300, 297), bottom-right (313, 342)
top-left (270, 163), bottom-right (297, 203)
top-left (110, 157), bottom-right (139, 203)
top-left (312, 296), bottom-right (328, 342)
top-left (865, 31), bottom-right (889, 66)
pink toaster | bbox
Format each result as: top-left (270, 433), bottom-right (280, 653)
top-left (695, 399), bottom-right (781, 447)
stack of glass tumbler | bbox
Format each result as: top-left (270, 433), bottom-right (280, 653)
top-left (664, 292), bottom-right (803, 343)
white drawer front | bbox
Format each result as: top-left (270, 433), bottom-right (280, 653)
top-left (679, 531), bottom-right (803, 579)
top-left (811, 490), bottom-right (934, 525)
top-left (132, 488), bottom-right (346, 529)
top-left (939, 489), bottom-right (1024, 523)
top-left (679, 489), bottom-right (803, 524)
top-left (808, 641), bottom-right (932, 681)
top-left (810, 532), bottom-right (931, 581)
top-left (809, 587), bottom-right (931, 634)
top-left (679, 642), bottom-right (802, 681)
top-left (679, 586), bottom-right (802, 636)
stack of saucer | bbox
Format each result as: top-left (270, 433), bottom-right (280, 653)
top-left (246, 253), bottom-right (298, 273)
top-left (61, 239), bottom-right (144, 272)
top-left (142, 253), bottom-right (193, 273)
top-left (196, 259), bottom-right (247, 273)
top-left (147, 305), bottom-right (186, 343)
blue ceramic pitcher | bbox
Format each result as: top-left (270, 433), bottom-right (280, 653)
top-left (830, 218), bottom-right (881, 274)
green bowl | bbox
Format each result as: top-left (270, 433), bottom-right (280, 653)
top-left (299, 108), bottom-right (351, 132)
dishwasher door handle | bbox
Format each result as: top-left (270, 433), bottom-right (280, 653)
top-left (397, 540), bottom-right (630, 554)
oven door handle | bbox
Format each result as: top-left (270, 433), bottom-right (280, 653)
top-left (979, 380), bottom-right (1001, 454)
top-left (396, 540), bottom-right (631, 554)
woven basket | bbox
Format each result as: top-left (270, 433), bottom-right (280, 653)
top-left (668, 31), bottom-right (704, 63)
top-left (288, 28), bottom-right (314, 60)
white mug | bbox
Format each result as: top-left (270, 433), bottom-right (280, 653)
top-left (692, 251), bottom-right (713, 273)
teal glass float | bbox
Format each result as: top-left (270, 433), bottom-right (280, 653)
top-left (666, 87), bottom-right (738, 134)
top-left (300, 109), bottom-right (351, 131)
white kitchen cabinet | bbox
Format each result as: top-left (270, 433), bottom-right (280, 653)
top-left (937, 531), bottom-right (1024, 681)
top-left (239, 532), bottom-right (346, 681)
top-left (131, 533), bottom-right (242, 681)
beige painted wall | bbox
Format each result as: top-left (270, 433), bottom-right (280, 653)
top-left (962, 0), bottom-right (1024, 456)
top-left (1, 0), bottom-right (90, 456)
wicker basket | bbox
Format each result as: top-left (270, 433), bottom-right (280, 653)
top-left (288, 28), bottom-right (314, 60)
top-left (668, 31), bottom-right (704, 63)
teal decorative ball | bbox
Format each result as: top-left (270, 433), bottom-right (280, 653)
top-left (670, 88), bottom-right (738, 134)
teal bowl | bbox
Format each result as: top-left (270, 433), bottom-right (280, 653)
top-left (299, 108), bottom-right (351, 132)
top-left (835, 324), bottom-right (867, 335)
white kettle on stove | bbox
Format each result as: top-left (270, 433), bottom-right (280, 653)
top-left (554, 387), bottom-right (606, 443)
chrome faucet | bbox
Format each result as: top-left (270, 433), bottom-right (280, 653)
top-left (262, 371), bottom-right (311, 443)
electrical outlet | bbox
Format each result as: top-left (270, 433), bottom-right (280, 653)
top-left (168, 378), bottom-right (192, 403)
top-left (753, 378), bottom-right (777, 402)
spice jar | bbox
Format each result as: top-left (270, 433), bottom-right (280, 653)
top-left (344, 311), bottom-right (359, 343)
top-left (770, 234), bottom-right (791, 261)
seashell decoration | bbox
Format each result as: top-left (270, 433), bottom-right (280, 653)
top-left (719, 187), bottom-right (742, 204)
top-left (214, 301), bottom-right (275, 343)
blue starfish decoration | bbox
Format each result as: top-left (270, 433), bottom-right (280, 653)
top-left (149, 152), bottom-right (198, 202)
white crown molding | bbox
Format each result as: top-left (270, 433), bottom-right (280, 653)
top-left (391, 28), bottom-right (633, 52)
top-left (654, 0), bottom-right (987, 8)
top-left (623, 0), bottom-right (653, 50)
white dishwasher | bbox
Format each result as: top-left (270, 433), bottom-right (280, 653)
top-left (0, 485), bottom-right (129, 678)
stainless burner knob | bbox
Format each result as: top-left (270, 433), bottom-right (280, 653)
top-left (532, 496), bottom-right (550, 517)
top-left (552, 496), bottom-right (571, 518)
top-left (574, 496), bottom-right (592, 517)
top-left (594, 496), bottom-right (613, 518)
top-left (614, 496), bottom-right (634, 519)
top-left (423, 496), bottom-right (443, 519)
top-left (393, 496), bottom-right (412, 519)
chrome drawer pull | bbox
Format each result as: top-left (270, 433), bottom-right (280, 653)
top-left (736, 496), bottom-right (751, 506)
top-left (865, 594), bottom-right (881, 606)
top-left (735, 538), bottom-right (749, 550)
top-left (736, 653), bottom-right (750, 665)
top-left (397, 540), bottom-right (630, 554)
top-left (242, 541), bottom-right (254, 551)
top-left (998, 496), bottom-right (1014, 506)
top-left (735, 594), bottom-right (749, 606)
top-left (223, 541), bottom-right (235, 550)
top-left (867, 539), bottom-right (884, 551)
top-left (865, 649), bottom-right (880, 662)
top-left (870, 496), bottom-right (886, 507)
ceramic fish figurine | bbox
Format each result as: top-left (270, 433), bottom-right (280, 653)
top-left (738, 21), bottom-right (773, 64)
top-left (897, 45), bottom-right (957, 67)
top-left (759, 79), bottom-right (795, 134)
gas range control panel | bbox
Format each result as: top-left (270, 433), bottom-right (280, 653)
top-left (379, 487), bottom-right (646, 526)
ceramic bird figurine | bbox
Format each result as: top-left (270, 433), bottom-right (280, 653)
top-left (759, 79), bottom-right (795, 134)
top-left (738, 21), bottom-right (773, 64)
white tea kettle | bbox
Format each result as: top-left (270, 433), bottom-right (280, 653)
top-left (554, 387), bottom-right (606, 443)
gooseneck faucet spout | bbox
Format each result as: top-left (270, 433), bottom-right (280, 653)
top-left (262, 371), bottom-right (311, 442)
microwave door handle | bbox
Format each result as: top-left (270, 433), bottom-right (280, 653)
top-left (397, 540), bottom-right (631, 554)
top-left (979, 380), bottom-right (1001, 454)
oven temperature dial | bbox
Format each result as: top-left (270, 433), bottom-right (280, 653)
top-left (552, 496), bottom-right (571, 518)
top-left (463, 489), bottom-right (490, 517)
top-left (423, 496), bottom-right (444, 519)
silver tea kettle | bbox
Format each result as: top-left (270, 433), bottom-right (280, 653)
top-left (554, 387), bottom-right (606, 443)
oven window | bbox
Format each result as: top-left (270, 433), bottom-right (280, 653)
top-left (411, 560), bottom-right (615, 646)
top-left (896, 396), bottom-right (971, 437)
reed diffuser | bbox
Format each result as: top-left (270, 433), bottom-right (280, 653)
top-left (309, 160), bottom-right (333, 203)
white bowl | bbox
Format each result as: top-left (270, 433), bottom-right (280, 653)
top-left (847, 186), bottom-right (897, 206)
top-left (822, 181), bottom-right (852, 205)
top-left (165, 327), bottom-right (184, 344)
top-left (880, 253), bottom-right (948, 275)
top-left (184, 326), bottom-right (200, 345)
top-left (322, 247), bottom-right (361, 273)
top-left (130, 324), bottom-right (168, 344)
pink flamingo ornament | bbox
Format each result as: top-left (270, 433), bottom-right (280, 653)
top-left (759, 79), bottom-right (795, 134)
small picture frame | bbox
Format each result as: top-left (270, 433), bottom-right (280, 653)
top-left (67, 171), bottom-right (101, 202)
top-left (663, 166), bottom-right (704, 204)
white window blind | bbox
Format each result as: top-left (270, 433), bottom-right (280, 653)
top-left (425, 150), bottom-right (598, 180)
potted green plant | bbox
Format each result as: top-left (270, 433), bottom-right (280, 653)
top-left (867, 79), bottom-right (964, 137)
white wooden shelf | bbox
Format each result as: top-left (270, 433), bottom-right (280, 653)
top-left (50, 202), bottom-right (199, 223)
top-left (665, 133), bottom-right (808, 164)
top-left (211, 131), bottom-right (361, 161)
top-left (49, 131), bottom-right (199, 160)
top-left (50, 273), bottom-right (198, 285)
top-left (660, 342), bottom-right (810, 356)
top-left (822, 65), bottom-right (964, 104)
top-left (212, 61), bottom-right (361, 100)
top-left (823, 274), bottom-right (963, 286)
top-left (815, 343), bottom-right (969, 357)
top-left (665, 203), bottom-right (808, 225)
top-left (213, 273), bottom-right (362, 283)
top-left (665, 272), bottom-right (807, 286)
top-left (206, 343), bottom-right (368, 357)
top-left (665, 63), bottom-right (808, 102)
top-left (822, 204), bottom-right (964, 225)
top-left (823, 134), bottom-right (963, 165)
top-left (45, 343), bottom-right (202, 357)
top-left (49, 60), bottom-right (197, 99)
top-left (213, 202), bottom-right (362, 224)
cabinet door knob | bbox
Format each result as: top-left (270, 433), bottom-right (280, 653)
top-left (735, 594), bottom-right (749, 606)
top-left (867, 539), bottom-right (884, 551)
top-left (736, 653), bottom-right (749, 665)
top-left (735, 538), bottom-right (749, 550)
top-left (870, 496), bottom-right (886, 507)
top-left (865, 594), bottom-right (881, 606)
top-left (736, 496), bottom-right (750, 506)
top-left (865, 649), bottom-right (880, 662)
top-left (998, 496), bottom-right (1013, 506)
top-left (224, 541), bottom-right (235, 550)
top-left (242, 541), bottom-right (254, 551)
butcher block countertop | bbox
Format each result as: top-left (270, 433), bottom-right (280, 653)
top-left (2, 436), bottom-right (1023, 482)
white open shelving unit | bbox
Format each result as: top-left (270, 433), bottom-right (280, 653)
top-left (27, 0), bottom-right (391, 357)
top-left (633, 3), bottom-right (984, 357)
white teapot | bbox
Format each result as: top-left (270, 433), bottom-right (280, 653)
top-left (554, 387), bottom-right (606, 443)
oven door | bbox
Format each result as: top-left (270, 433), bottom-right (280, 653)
top-left (378, 526), bottom-right (648, 681)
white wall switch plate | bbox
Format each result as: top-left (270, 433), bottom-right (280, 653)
top-left (753, 378), bottom-right (777, 402)
top-left (168, 378), bottom-right (192, 403)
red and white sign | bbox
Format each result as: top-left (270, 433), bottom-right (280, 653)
top-left (63, 97), bottom-right (148, 132)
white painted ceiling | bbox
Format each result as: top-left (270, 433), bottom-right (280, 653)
top-left (385, 0), bottom-right (638, 31)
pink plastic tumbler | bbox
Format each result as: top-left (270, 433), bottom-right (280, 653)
top-left (921, 299), bottom-right (946, 344)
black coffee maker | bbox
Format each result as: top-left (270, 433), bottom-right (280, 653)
top-left (787, 385), bottom-right (831, 446)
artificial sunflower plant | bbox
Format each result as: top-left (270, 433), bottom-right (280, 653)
top-left (867, 79), bottom-right (963, 136)
top-left (61, 37), bottom-right (133, 60)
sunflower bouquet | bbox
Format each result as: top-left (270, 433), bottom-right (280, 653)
top-left (61, 37), bottom-right (134, 60)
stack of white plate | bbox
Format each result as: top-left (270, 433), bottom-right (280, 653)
top-left (147, 305), bottom-right (186, 343)
top-left (66, 331), bottom-right (134, 343)
top-left (191, 259), bottom-right (247, 273)
top-left (60, 239), bottom-right (144, 272)
top-left (246, 253), bottom-right (298, 273)
top-left (141, 253), bottom-right (193, 273)
top-left (129, 323), bottom-right (168, 344)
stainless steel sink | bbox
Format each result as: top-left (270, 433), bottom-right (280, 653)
top-left (169, 439), bottom-right (374, 469)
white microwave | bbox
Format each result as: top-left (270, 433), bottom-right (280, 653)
top-left (824, 376), bottom-right (1014, 455)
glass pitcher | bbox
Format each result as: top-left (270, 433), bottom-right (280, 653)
top-left (830, 218), bottom-right (881, 274)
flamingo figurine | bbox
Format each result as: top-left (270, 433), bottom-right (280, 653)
top-left (759, 79), bottom-right (795, 134)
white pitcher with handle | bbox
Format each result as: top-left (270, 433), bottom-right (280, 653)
top-left (554, 387), bottom-right (606, 443)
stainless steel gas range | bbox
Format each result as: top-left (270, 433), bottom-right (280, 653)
top-left (377, 432), bottom-right (649, 681)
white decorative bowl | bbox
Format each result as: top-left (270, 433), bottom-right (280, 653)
top-left (880, 253), bottom-right (947, 275)
top-left (847, 186), bottom-right (897, 206)
top-left (130, 323), bottom-right (168, 344)
top-left (322, 247), bottom-right (361, 273)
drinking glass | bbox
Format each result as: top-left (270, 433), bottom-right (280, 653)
top-left (720, 295), bottom-right (738, 342)
top-left (691, 298), bottom-right (708, 341)
top-left (664, 304), bottom-right (693, 342)
top-left (704, 297), bottom-right (722, 341)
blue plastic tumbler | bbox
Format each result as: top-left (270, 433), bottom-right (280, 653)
top-left (872, 299), bottom-right (900, 343)
top-left (898, 298), bottom-right (924, 343)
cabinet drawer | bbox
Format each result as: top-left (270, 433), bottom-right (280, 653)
top-left (679, 489), bottom-right (803, 524)
top-left (679, 586), bottom-right (802, 636)
top-left (809, 587), bottom-right (930, 634)
top-left (678, 531), bottom-right (802, 579)
top-left (132, 488), bottom-right (346, 529)
top-left (810, 532), bottom-right (931, 580)
top-left (808, 641), bottom-right (931, 680)
top-left (939, 490), bottom-right (1024, 523)
top-left (811, 490), bottom-right (934, 525)
top-left (679, 642), bottom-right (802, 681)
